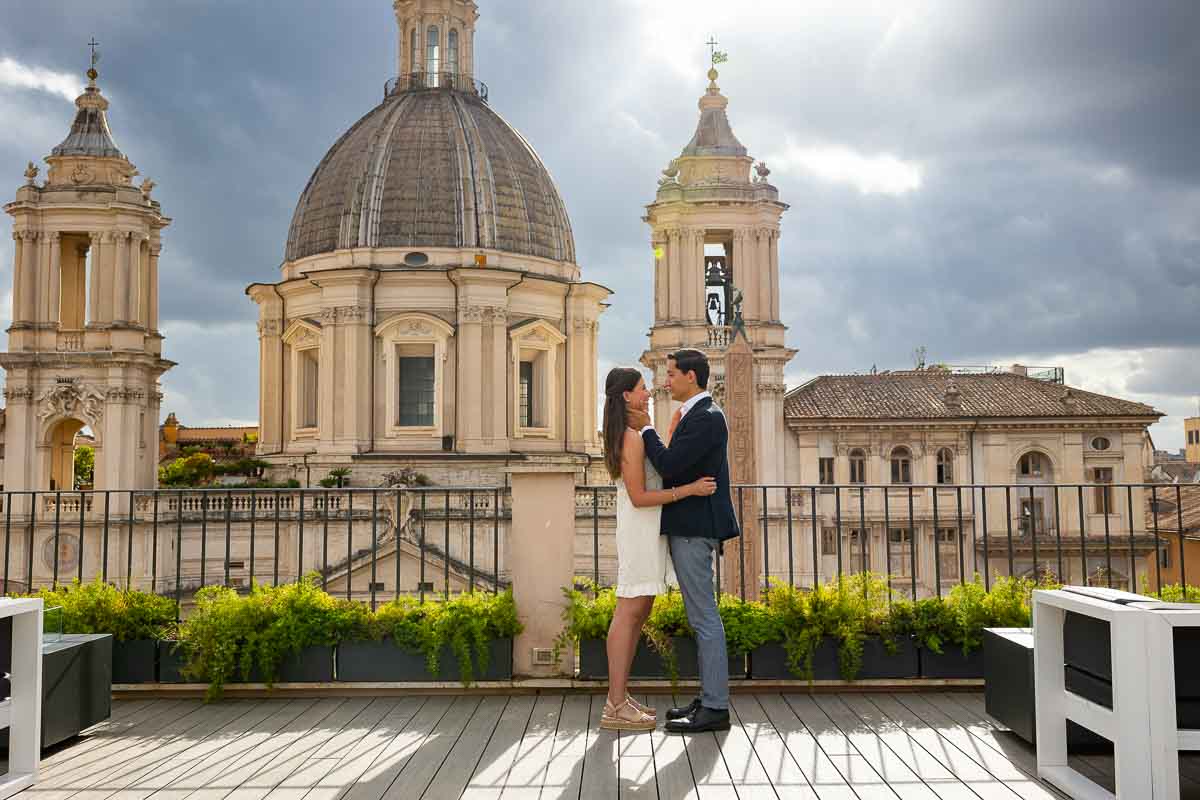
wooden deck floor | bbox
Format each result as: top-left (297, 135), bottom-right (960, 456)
top-left (13, 691), bottom-right (1200, 799)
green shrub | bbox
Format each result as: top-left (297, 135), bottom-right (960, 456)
top-left (1146, 583), bottom-right (1200, 603)
top-left (24, 579), bottom-right (176, 641)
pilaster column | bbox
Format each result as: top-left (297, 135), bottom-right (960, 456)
top-left (488, 307), bottom-right (509, 449)
top-left (684, 227), bottom-right (703, 321)
top-left (733, 229), bottom-right (752, 321)
top-left (98, 231), bottom-right (116, 325)
top-left (46, 232), bottom-right (61, 324)
top-left (770, 230), bottom-right (781, 321)
top-left (666, 227), bottom-right (682, 321)
top-left (319, 308), bottom-right (337, 449)
top-left (20, 230), bottom-right (39, 324)
top-left (653, 236), bottom-right (667, 322)
top-left (257, 317), bottom-right (284, 453)
top-left (135, 234), bottom-right (150, 326)
top-left (10, 232), bottom-right (24, 324)
top-left (457, 304), bottom-right (485, 448)
top-left (114, 230), bottom-right (131, 324)
top-left (756, 227), bottom-right (771, 323)
top-left (148, 243), bottom-right (161, 331)
top-left (87, 232), bottom-right (102, 325)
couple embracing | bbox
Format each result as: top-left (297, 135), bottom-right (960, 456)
top-left (599, 349), bottom-right (740, 734)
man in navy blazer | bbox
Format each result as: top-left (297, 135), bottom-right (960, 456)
top-left (628, 349), bottom-right (739, 733)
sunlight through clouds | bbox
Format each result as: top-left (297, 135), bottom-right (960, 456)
top-left (0, 56), bottom-right (80, 102)
top-left (768, 141), bottom-right (922, 195)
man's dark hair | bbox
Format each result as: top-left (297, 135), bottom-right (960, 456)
top-left (669, 349), bottom-right (710, 389)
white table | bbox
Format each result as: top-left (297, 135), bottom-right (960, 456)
top-left (1033, 588), bottom-right (1153, 800)
top-left (1140, 603), bottom-right (1200, 799)
top-left (0, 597), bottom-right (43, 800)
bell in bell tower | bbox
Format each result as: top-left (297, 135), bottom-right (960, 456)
top-left (1, 50), bottom-right (173, 498)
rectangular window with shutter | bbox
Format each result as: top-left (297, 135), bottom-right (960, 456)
top-left (1092, 467), bottom-right (1113, 514)
top-left (819, 457), bottom-right (835, 485)
top-left (519, 361), bottom-right (535, 428)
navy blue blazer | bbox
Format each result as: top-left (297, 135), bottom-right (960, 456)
top-left (641, 396), bottom-right (741, 542)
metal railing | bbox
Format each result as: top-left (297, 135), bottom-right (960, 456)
top-left (384, 72), bottom-right (488, 102)
top-left (0, 487), bottom-right (507, 619)
top-left (578, 482), bottom-right (1198, 600)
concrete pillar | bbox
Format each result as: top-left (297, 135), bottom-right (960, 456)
top-left (87, 233), bottom-right (102, 325)
top-left (114, 231), bottom-right (130, 324)
top-left (506, 463), bottom-right (578, 677)
top-left (258, 318), bottom-right (284, 454)
top-left (319, 313), bottom-right (337, 451)
top-left (653, 237), bottom-right (666, 322)
top-left (489, 308), bottom-right (508, 449)
top-left (734, 230), bottom-right (753, 321)
top-left (148, 244), bottom-right (161, 331)
top-left (20, 230), bottom-right (38, 324)
top-left (457, 306), bottom-right (484, 449)
top-left (770, 231), bottom-right (781, 322)
top-left (756, 228), bottom-right (771, 323)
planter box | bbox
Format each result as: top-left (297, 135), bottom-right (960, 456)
top-left (112, 638), bottom-right (157, 683)
top-left (579, 637), bottom-right (744, 680)
top-left (157, 641), bottom-right (189, 683)
top-left (337, 638), bottom-right (513, 683)
top-left (919, 645), bottom-right (984, 679)
top-left (241, 645), bottom-right (335, 684)
top-left (750, 636), bottom-right (918, 680)
top-left (0, 633), bottom-right (112, 750)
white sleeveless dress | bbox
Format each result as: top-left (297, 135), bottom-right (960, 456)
top-left (615, 457), bottom-right (677, 597)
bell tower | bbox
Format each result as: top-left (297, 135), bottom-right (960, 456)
top-left (1, 61), bottom-right (173, 497)
top-left (393, 0), bottom-right (478, 85)
top-left (641, 64), bottom-right (796, 487)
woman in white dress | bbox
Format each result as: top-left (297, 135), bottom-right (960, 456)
top-left (599, 367), bottom-right (717, 731)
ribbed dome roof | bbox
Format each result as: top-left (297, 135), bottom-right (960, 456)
top-left (286, 87), bottom-right (575, 264)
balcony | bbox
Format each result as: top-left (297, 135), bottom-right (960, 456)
top-left (383, 72), bottom-right (489, 102)
top-left (706, 325), bottom-right (732, 348)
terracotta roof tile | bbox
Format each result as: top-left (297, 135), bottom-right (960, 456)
top-left (784, 371), bottom-right (1162, 420)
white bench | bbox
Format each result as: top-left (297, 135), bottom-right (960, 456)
top-left (1034, 587), bottom-right (1200, 799)
top-left (0, 597), bottom-right (43, 800)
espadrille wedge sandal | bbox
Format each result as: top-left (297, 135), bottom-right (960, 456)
top-left (600, 699), bottom-right (656, 732)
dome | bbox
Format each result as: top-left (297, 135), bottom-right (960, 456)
top-left (285, 86), bottom-right (576, 264)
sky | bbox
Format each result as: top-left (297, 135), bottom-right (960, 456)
top-left (1, 0), bottom-right (1198, 450)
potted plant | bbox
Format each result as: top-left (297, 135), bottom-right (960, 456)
top-left (911, 576), bottom-right (1041, 678)
top-left (337, 590), bottom-right (520, 684)
top-left (31, 580), bottom-right (177, 683)
top-left (180, 576), bottom-right (369, 700)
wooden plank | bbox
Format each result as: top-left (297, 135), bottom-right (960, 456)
top-left (727, 696), bottom-right (817, 800)
top-left (812, 695), bottom-right (949, 800)
top-left (31, 701), bottom-right (249, 799)
top-left (783, 694), bottom-right (899, 800)
top-left (261, 698), bottom-right (402, 800)
top-left (710, 697), bottom-right (777, 800)
top-left (419, 696), bottom-right (509, 800)
top-left (39, 700), bottom-right (200, 777)
top-left (669, 693), bottom-right (738, 800)
top-left (617, 704), bottom-right (657, 799)
top-left (183, 698), bottom-right (348, 800)
top-left (379, 696), bottom-right (480, 798)
top-left (872, 695), bottom-right (1052, 800)
top-left (460, 695), bottom-right (537, 800)
top-left (499, 694), bottom-right (563, 799)
top-left (226, 698), bottom-right (375, 800)
top-left (644, 693), bottom-right (693, 800)
top-left (137, 699), bottom-right (322, 800)
top-left (537, 694), bottom-right (591, 800)
top-left (110, 700), bottom-right (285, 800)
top-left (756, 694), bottom-right (857, 800)
top-left (51, 702), bottom-right (265, 800)
top-left (336, 696), bottom-right (451, 800)
top-left (836, 694), bottom-right (997, 800)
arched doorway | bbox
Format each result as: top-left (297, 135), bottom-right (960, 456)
top-left (44, 418), bottom-right (93, 491)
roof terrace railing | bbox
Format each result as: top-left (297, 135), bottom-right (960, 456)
top-left (384, 72), bottom-right (488, 102)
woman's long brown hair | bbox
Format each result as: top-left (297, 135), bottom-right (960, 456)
top-left (602, 367), bottom-right (644, 480)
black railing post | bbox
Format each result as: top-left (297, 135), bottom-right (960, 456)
top-left (52, 491), bottom-right (62, 589)
top-left (738, 487), bottom-right (746, 600)
top-left (151, 492), bottom-right (159, 595)
top-left (249, 490), bottom-right (257, 588)
top-left (297, 489), bottom-right (306, 584)
top-left (3, 493), bottom-right (12, 594)
top-left (126, 491), bottom-right (136, 591)
top-left (955, 486), bottom-right (966, 585)
top-left (834, 488), bottom-right (844, 582)
top-left (321, 492), bottom-right (330, 590)
top-left (786, 487), bottom-right (794, 589)
top-left (77, 491), bottom-right (86, 585)
top-left (591, 488), bottom-right (599, 589)
top-left (810, 487), bottom-right (818, 589)
top-left (419, 492), bottom-right (428, 604)
top-left (763, 486), bottom-right (771, 592)
top-left (1102, 486), bottom-right (1113, 588)
top-left (1151, 485), bottom-right (1162, 593)
top-left (1053, 486), bottom-right (1064, 582)
top-left (907, 486), bottom-right (916, 599)
top-left (102, 491), bottom-right (111, 583)
top-left (26, 492), bottom-right (36, 593)
top-left (199, 491), bottom-right (209, 589)
top-left (273, 490), bottom-right (282, 586)
top-left (493, 488), bottom-right (501, 596)
top-left (469, 491), bottom-right (476, 593)
top-left (174, 491), bottom-right (183, 622)
top-left (1177, 484), bottom-right (1186, 590)
top-left (1078, 487), bottom-right (1088, 585)
top-left (1004, 486), bottom-right (1014, 579)
top-left (857, 487), bottom-right (867, 582)
top-left (981, 486), bottom-right (990, 591)
top-left (444, 490), bottom-right (451, 600)
top-left (395, 489), bottom-right (403, 603)
top-left (224, 490), bottom-right (233, 587)
top-left (370, 490), bottom-right (379, 612)
top-left (883, 486), bottom-right (892, 597)
top-left (932, 487), bottom-right (942, 597)
top-left (346, 491), bottom-right (354, 600)
top-left (1126, 486), bottom-right (1136, 591)
top-left (1029, 485), bottom-right (1038, 581)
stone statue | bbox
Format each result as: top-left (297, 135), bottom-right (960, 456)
top-left (24, 161), bottom-right (38, 185)
top-left (658, 159), bottom-right (680, 186)
top-left (729, 287), bottom-right (746, 340)
top-left (755, 161), bottom-right (771, 182)
top-left (140, 177), bottom-right (156, 198)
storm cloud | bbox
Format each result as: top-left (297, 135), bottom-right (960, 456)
top-left (1, 0), bottom-right (1197, 447)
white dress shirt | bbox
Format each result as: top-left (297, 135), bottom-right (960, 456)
top-left (641, 391), bottom-right (711, 436)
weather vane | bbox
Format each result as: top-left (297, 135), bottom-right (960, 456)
top-left (706, 35), bottom-right (728, 66)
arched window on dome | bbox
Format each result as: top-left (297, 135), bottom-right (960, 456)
top-left (410, 28), bottom-right (419, 76)
top-left (447, 30), bottom-right (459, 79)
top-left (426, 25), bottom-right (440, 87)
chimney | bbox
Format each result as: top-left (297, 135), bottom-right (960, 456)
top-left (944, 380), bottom-right (963, 413)
top-left (1011, 364), bottom-right (1028, 377)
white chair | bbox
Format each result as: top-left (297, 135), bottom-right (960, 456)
top-left (1033, 588), bottom-right (1155, 800)
top-left (1138, 603), bottom-right (1200, 799)
top-left (0, 597), bottom-right (44, 800)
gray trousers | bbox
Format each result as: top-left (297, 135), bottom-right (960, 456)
top-left (668, 535), bottom-right (729, 710)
